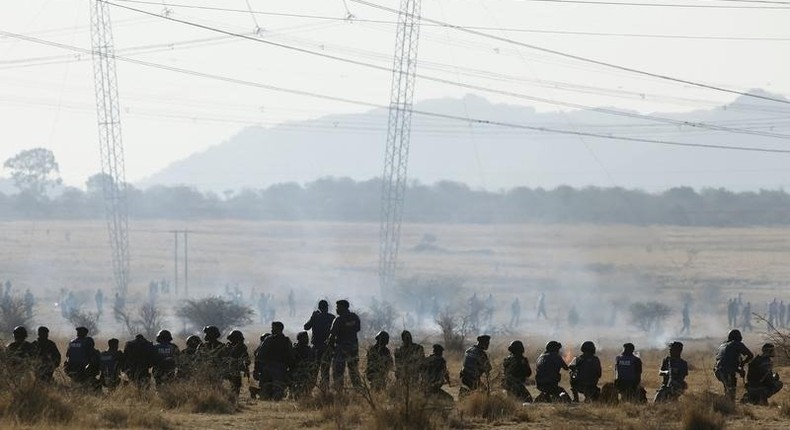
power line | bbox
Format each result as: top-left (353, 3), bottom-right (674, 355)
top-left (3, 29), bottom-right (790, 155)
top-left (109, 0), bottom-right (790, 41)
top-left (350, 0), bottom-right (790, 106)
top-left (97, 1), bottom-right (790, 140)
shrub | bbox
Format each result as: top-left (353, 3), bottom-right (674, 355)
top-left (176, 297), bottom-right (253, 333)
top-left (116, 302), bottom-right (165, 338)
top-left (459, 391), bottom-right (518, 422)
top-left (628, 301), bottom-right (671, 333)
top-left (66, 308), bottom-right (100, 335)
top-left (0, 378), bottom-right (73, 424)
top-left (0, 297), bottom-right (32, 334)
top-left (158, 380), bottom-right (237, 414)
top-left (682, 407), bottom-right (725, 430)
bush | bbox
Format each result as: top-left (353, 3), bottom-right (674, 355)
top-left (66, 308), bottom-right (100, 335)
top-left (435, 309), bottom-right (472, 353)
top-left (0, 378), bottom-right (73, 424)
top-left (158, 380), bottom-right (237, 414)
top-left (116, 302), bottom-right (165, 338)
top-left (176, 297), bottom-right (254, 333)
top-left (682, 407), bottom-right (725, 430)
top-left (459, 391), bottom-right (518, 422)
top-left (0, 297), bottom-right (32, 334)
top-left (628, 301), bottom-right (671, 333)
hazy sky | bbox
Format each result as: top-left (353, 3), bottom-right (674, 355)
top-left (1, 0), bottom-right (789, 188)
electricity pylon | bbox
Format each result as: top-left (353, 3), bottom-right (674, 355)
top-left (379, 0), bottom-right (421, 297)
top-left (90, 0), bottom-right (130, 298)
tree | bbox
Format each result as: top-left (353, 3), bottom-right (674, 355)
top-left (628, 301), bottom-right (672, 333)
top-left (3, 148), bottom-right (61, 198)
top-left (176, 297), bottom-right (253, 334)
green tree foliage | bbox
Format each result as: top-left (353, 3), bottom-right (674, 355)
top-left (3, 148), bottom-right (61, 198)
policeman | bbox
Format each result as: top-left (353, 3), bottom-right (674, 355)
top-left (31, 326), bottom-right (61, 383)
top-left (224, 330), bottom-right (251, 397)
top-left (291, 331), bottom-right (317, 399)
top-left (64, 327), bottom-right (100, 386)
top-left (714, 329), bottom-right (754, 401)
top-left (304, 300), bottom-right (335, 390)
top-left (421, 344), bottom-right (453, 402)
top-left (742, 343), bottom-right (783, 405)
top-left (394, 330), bottom-right (425, 386)
top-left (654, 341), bottom-right (688, 402)
top-left (178, 335), bottom-right (202, 380)
top-left (153, 330), bottom-right (180, 386)
top-left (328, 299), bottom-right (362, 390)
top-left (366, 331), bottom-right (393, 391)
top-left (503, 340), bottom-right (533, 403)
top-left (99, 339), bottom-right (125, 389)
top-left (615, 343), bottom-right (646, 403)
top-left (7, 326), bottom-right (35, 364)
top-left (460, 335), bottom-right (492, 394)
top-left (569, 341), bottom-right (602, 403)
top-left (123, 334), bottom-right (157, 387)
top-left (535, 341), bottom-right (570, 403)
top-left (197, 325), bottom-right (225, 377)
top-left (257, 322), bottom-right (291, 400)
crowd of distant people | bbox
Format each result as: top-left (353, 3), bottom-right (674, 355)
top-left (0, 296), bottom-right (784, 407)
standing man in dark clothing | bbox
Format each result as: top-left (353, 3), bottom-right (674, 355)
top-left (328, 299), bottom-right (361, 390)
top-left (569, 341), bottom-right (602, 403)
top-left (742, 343), bottom-right (783, 405)
top-left (460, 335), bottom-right (492, 394)
top-left (510, 298), bottom-right (521, 327)
top-left (32, 326), bottom-right (61, 383)
top-left (742, 302), bottom-right (753, 331)
top-left (123, 334), bottom-right (157, 388)
top-left (224, 330), bottom-right (251, 397)
top-left (95, 289), bottom-right (104, 316)
top-left (503, 340), bottom-right (533, 402)
top-left (536, 293), bottom-right (547, 320)
top-left (727, 298), bottom-right (736, 328)
top-left (99, 339), bottom-right (125, 390)
top-left (153, 330), bottom-right (180, 386)
top-left (304, 299), bottom-right (335, 390)
top-left (535, 341), bottom-right (570, 402)
top-left (421, 344), bottom-right (452, 401)
top-left (615, 343), bottom-right (646, 403)
top-left (715, 329), bottom-right (754, 401)
top-left (365, 331), bottom-right (393, 391)
top-left (257, 322), bottom-right (291, 400)
top-left (680, 303), bottom-right (691, 335)
top-left (291, 331), bottom-right (317, 399)
top-left (394, 330), bottom-right (425, 386)
top-left (65, 327), bottom-right (100, 386)
top-left (655, 341), bottom-right (688, 402)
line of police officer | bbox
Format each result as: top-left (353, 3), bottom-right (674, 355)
top-left (1, 300), bottom-right (784, 406)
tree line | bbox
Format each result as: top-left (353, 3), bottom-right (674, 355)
top-left (4, 147), bottom-right (790, 226)
top-left (3, 176), bottom-right (790, 226)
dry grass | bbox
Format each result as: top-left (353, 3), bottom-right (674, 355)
top-left (3, 221), bottom-right (790, 428)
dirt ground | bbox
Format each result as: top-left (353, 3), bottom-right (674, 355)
top-left (2, 220), bottom-right (790, 428)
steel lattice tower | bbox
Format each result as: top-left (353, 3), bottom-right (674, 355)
top-left (90, 0), bottom-right (130, 298)
top-left (379, 0), bottom-right (421, 297)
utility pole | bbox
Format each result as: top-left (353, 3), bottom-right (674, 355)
top-left (90, 0), bottom-right (130, 298)
top-left (173, 231), bottom-right (179, 296)
top-left (379, 0), bottom-right (422, 298)
top-left (170, 230), bottom-right (189, 297)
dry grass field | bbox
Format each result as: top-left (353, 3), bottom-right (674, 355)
top-left (1, 220), bottom-right (790, 428)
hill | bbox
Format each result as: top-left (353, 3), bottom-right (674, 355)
top-left (140, 91), bottom-right (790, 192)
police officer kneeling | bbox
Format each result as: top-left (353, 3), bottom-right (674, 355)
top-left (742, 343), bottom-right (783, 405)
